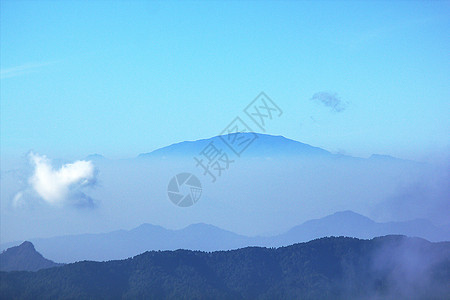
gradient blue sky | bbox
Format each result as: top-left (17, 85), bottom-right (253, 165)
top-left (1, 0), bottom-right (449, 162)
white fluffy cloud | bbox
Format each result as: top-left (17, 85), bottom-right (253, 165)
top-left (14, 153), bottom-right (97, 207)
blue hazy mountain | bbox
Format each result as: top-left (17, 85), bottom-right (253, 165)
top-left (136, 133), bottom-right (420, 164)
top-left (138, 133), bottom-right (332, 158)
top-left (3, 132), bottom-right (434, 247)
top-left (0, 241), bottom-right (62, 272)
top-left (2, 211), bottom-right (448, 263)
top-left (272, 211), bottom-right (450, 246)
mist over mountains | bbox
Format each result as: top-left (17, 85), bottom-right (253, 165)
top-left (2, 210), bottom-right (448, 263)
top-left (1, 133), bottom-right (448, 246)
top-left (3, 1), bottom-right (448, 299)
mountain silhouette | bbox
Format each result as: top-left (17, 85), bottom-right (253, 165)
top-left (2, 211), bottom-right (448, 263)
top-left (0, 241), bottom-right (62, 272)
top-left (273, 210), bottom-right (449, 246)
top-left (138, 133), bottom-right (332, 158)
top-left (136, 133), bottom-right (423, 164)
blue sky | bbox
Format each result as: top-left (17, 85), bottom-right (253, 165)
top-left (1, 0), bottom-right (449, 161)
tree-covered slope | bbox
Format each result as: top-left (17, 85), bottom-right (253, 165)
top-left (1, 236), bottom-right (449, 299)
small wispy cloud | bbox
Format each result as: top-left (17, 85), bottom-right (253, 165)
top-left (310, 92), bottom-right (348, 112)
top-left (0, 62), bottom-right (56, 79)
top-left (13, 153), bottom-right (98, 208)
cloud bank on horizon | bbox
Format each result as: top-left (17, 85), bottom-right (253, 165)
top-left (13, 153), bottom-right (97, 208)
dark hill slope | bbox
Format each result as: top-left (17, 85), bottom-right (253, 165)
top-left (0, 241), bottom-right (61, 272)
top-left (1, 236), bottom-right (449, 299)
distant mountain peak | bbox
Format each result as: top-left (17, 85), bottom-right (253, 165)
top-left (184, 222), bottom-right (218, 228)
top-left (0, 241), bottom-right (62, 272)
top-left (138, 133), bottom-right (331, 158)
top-left (1, 210), bottom-right (448, 264)
top-left (4, 241), bottom-right (36, 253)
top-left (131, 223), bottom-right (167, 232)
top-left (18, 241), bottom-right (35, 250)
top-left (329, 210), bottom-right (372, 220)
top-left (182, 223), bottom-right (229, 232)
top-left (297, 210), bottom-right (375, 227)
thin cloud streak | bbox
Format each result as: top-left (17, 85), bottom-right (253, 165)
top-left (0, 61), bottom-right (57, 79)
